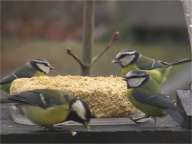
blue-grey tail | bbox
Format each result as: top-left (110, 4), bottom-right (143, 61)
top-left (169, 58), bottom-right (192, 66)
top-left (0, 97), bottom-right (12, 104)
top-left (0, 95), bottom-right (22, 104)
top-left (166, 109), bottom-right (184, 126)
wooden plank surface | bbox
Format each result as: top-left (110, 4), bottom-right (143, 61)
top-left (176, 90), bottom-right (192, 129)
top-left (1, 104), bottom-right (191, 143)
top-left (177, 90), bottom-right (192, 116)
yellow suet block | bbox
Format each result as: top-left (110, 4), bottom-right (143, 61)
top-left (10, 75), bottom-right (135, 118)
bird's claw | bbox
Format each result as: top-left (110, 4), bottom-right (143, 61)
top-left (129, 115), bottom-right (150, 124)
top-left (129, 117), bottom-right (142, 124)
top-left (71, 131), bottom-right (77, 136)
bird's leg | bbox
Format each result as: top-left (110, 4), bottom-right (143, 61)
top-left (44, 125), bottom-right (56, 131)
top-left (153, 117), bottom-right (157, 127)
top-left (64, 127), bottom-right (78, 136)
top-left (129, 115), bottom-right (150, 123)
top-left (43, 125), bottom-right (63, 131)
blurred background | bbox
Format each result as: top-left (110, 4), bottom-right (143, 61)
top-left (1, 0), bottom-right (191, 95)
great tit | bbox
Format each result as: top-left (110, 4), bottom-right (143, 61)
top-left (123, 70), bottom-right (184, 126)
top-left (0, 89), bottom-right (91, 129)
top-left (113, 49), bottom-right (191, 85)
top-left (0, 59), bottom-right (54, 94)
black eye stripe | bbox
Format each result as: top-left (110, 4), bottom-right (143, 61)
top-left (118, 54), bottom-right (135, 59)
top-left (36, 62), bottom-right (49, 66)
top-left (127, 76), bottom-right (149, 88)
top-left (127, 75), bottom-right (146, 79)
top-left (43, 63), bottom-right (49, 66)
top-left (120, 54), bottom-right (135, 59)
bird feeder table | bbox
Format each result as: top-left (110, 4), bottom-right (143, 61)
top-left (0, 90), bottom-right (191, 143)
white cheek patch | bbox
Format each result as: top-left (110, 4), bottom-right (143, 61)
top-left (116, 52), bottom-right (123, 59)
top-left (128, 77), bottom-right (146, 87)
top-left (120, 55), bottom-right (135, 66)
top-left (36, 63), bottom-right (50, 74)
top-left (72, 100), bottom-right (86, 120)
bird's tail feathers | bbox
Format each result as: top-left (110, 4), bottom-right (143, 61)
top-left (0, 97), bottom-right (13, 104)
top-left (0, 95), bottom-right (29, 105)
top-left (165, 58), bottom-right (192, 67)
top-left (166, 108), bottom-right (184, 126)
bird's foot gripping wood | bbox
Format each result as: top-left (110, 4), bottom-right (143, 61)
top-left (153, 117), bottom-right (158, 127)
top-left (129, 115), bottom-right (150, 124)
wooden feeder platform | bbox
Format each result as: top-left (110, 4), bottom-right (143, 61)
top-left (0, 90), bottom-right (191, 143)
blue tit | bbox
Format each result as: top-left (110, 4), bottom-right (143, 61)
top-left (0, 59), bottom-right (54, 93)
top-left (113, 49), bottom-right (191, 85)
top-left (123, 70), bottom-right (184, 126)
top-left (0, 89), bottom-right (91, 129)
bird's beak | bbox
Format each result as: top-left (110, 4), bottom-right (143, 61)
top-left (112, 59), bottom-right (120, 64)
top-left (122, 77), bottom-right (130, 88)
top-left (122, 77), bottom-right (127, 82)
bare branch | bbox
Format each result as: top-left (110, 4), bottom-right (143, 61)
top-left (91, 31), bottom-right (119, 64)
top-left (66, 48), bottom-right (87, 68)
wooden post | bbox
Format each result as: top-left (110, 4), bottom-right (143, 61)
top-left (82, 0), bottom-right (95, 75)
top-left (181, 0), bottom-right (192, 85)
top-left (182, 0), bottom-right (192, 48)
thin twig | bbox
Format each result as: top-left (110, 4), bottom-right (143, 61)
top-left (67, 31), bottom-right (119, 75)
top-left (91, 31), bottom-right (119, 64)
top-left (66, 48), bottom-right (87, 68)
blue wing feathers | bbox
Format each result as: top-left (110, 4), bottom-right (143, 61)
top-left (133, 92), bottom-right (184, 125)
top-left (133, 92), bottom-right (175, 109)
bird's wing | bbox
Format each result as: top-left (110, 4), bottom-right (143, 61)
top-left (0, 66), bottom-right (35, 85)
top-left (9, 89), bottom-right (73, 109)
top-left (133, 91), bottom-right (184, 125)
top-left (133, 92), bottom-right (175, 109)
top-left (14, 66), bottom-right (36, 78)
top-left (34, 89), bottom-right (74, 107)
top-left (8, 91), bottom-right (47, 108)
top-left (0, 74), bottom-right (17, 85)
top-left (138, 55), bottom-right (191, 70)
top-left (137, 55), bottom-right (168, 70)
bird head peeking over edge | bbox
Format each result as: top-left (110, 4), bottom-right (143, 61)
top-left (123, 70), bottom-right (149, 88)
top-left (68, 99), bottom-right (91, 128)
top-left (112, 49), bottom-right (139, 68)
top-left (29, 59), bottom-right (55, 74)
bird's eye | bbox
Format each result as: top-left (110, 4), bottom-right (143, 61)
top-left (120, 55), bottom-right (136, 66)
top-left (128, 77), bottom-right (146, 88)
